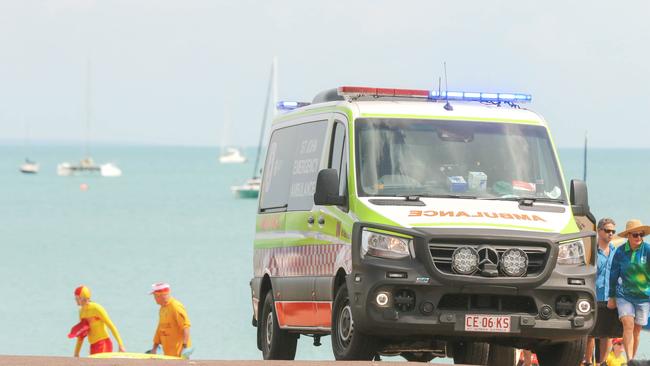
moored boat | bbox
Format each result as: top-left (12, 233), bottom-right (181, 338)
top-left (231, 177), bottom-right (261, 198)
top-left (20, 159), bottom-right (39, 174)
top-left (219, 147), bottom-right (247, 164)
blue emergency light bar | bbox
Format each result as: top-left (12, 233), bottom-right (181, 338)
top-left (276, 101), bottom-right (311, 111)
top-left (429, 90), bottom-right (532, 103)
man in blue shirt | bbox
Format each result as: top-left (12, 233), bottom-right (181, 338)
top-left (584, 218), bottom-right (616, 365)
top-left (607, 219), bottom-right (650, 362)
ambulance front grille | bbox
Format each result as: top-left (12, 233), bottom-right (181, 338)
top-left (428, 243), bottom-right (548, 277)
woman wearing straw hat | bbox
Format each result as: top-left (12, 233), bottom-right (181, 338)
top-left (607, 219), bottom-right (650, 362)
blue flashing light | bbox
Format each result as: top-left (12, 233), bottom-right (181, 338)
top-left (463, 92), bottom-right (481, 100)
top-left (276, 101), bottom-right (311, 111)
top-left (429, 90), bottom-right (532, 103)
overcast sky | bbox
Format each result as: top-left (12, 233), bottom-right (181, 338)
top-left (1, 0), bottom-right (649, 147)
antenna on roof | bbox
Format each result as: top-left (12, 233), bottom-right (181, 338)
top-left (443, 62), bottom-right (453, 111)
top-left (582, 131), bottom-right (588, 182)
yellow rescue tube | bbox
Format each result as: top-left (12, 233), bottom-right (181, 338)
top-left (89, 352), bottom-right (181, 360)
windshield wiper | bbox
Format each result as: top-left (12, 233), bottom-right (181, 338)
top-left (524, 197), bottom-right (566, 204)
top-left (479, 197), bottom-right (565, 205)
top-left (260, 203), bottom-right (288, 212)
top-left (395, 194), bottom-right (477, 200)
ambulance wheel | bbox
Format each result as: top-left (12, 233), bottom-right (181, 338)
top-left (331, 286), bottom-right (377, 360)
top-left (402, 351), bottom-right (436, 362)
top-left (488, 345), bottom-right (516, 366)
top-left (452, 341), bottom-right (489, 365)
top-left (535, 337), bottom-right (586, 366)
top-left (260, 291), bottom-right (297, 360)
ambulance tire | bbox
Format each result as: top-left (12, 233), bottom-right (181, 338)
top-left (331, 286), bottom-right (377, 360)
top-left (452, 341), bottom-right (489, 365)
top-left (488, 345), bottom-right (516, 366)
top-left (535, 337), bottom-right (586, 366)
top-left (260, 291), bottom-right (298, 360)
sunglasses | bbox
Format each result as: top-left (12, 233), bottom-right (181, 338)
top-left (630, 232), bottom-right (646, 238)
top-left (601, 229), bottom-right (616, 235)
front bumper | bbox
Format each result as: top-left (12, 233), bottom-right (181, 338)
top-left (349, 223), bottom-right (597, 346)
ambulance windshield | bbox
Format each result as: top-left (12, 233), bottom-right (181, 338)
top-left (355, 118), bottom-right (566, 202)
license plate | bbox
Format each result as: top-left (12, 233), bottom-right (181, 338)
top-left (464, 314), bottom-right (511, 333)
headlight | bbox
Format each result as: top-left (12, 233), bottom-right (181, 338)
top-left (557, 239), bottom-right (586, 265)
top-left (501, 248), bottom-right (528, 277)
top-left (361, 229), bottom-right (411, 259)
top-left (451, 247), bottom-right (479, 275)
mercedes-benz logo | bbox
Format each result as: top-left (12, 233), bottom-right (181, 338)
top-left (477, 246), bottom-right (499, 267)
top-left (477, 246), bottom-right (500, 277)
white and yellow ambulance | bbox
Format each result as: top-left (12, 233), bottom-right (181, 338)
top-left (250, 86), bottom-right (597, 364)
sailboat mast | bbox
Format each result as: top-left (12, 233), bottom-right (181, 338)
top-left (85, 59), bottom-right (92, 158)
top-left (221, 106), bottom-right (230, 155)
top-left (272, 56), bottom-right (278, 118)
top-left (252, 58), bottom-right (276, 178)
top-left (23, 120), bottom-right (30, 160)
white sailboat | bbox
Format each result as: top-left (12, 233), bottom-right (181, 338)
top-left (219, 147), bottom-right (247, 164)
top-left (231, 57), bottom-right (277, 198)
top-left (19, 124), bottom-right (39, 174)
top-left (218, 107), bottom-right (247, 164)
top-left (20, 159), bottom-right (39, 174)
top-left (58, 60), bottom-right (122, 177)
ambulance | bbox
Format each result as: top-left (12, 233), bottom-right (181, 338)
top-left (250, 86), bottom-right (598, 365)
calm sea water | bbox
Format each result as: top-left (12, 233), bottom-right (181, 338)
top-left (0, 145), bottom-right (648, 361)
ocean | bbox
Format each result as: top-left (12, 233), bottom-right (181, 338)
top-left (0, 145), bottom-right (648, 362)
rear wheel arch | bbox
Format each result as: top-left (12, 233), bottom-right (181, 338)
top-left (256, 275), bottom-right (273, 351)
top-left (258, 274), bottom-right (273, 302)
top-left (333, 268), bottom-right (347, 300)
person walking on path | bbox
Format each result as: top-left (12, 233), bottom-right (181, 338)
top-left (149, 282), bottom-right (192, 358)
top-left (71, 285), bottom-right (126, 356)
top-left (584, 218), bottom-right (617, 365)
top-left (607, 219), bottom-right (650, 362)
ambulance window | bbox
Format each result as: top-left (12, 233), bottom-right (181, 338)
top-left (287, 120), bottom-right (328, 211)
top-left (355, 118), bottom-right (566, 202)
top-left (260, 127), bottom-right (295, 212)
top-left (329, 121), bottom-right (348, 200)
top-left (330, 122), bottom-right (345, 177)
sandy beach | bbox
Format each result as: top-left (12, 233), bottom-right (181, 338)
top-left (0, 356), bottom-right (460, 366)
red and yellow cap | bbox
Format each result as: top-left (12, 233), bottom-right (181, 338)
top-left (74, 285), bottom-right (91, 299)
top-left (150, 282), bottom-right (171, 295)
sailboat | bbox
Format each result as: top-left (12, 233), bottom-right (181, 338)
top-left (218, 107), bottom-right (247, 164)
top-left (58, 60), bottom-right (122, 177)
top-left (19, 124), bottom-right (39, 174)
top-left (219, 147), bottom-right (247, 164)
top-left (231, 58), bottom-right (277, 198)
top-left (20, 159), bottom-right (39, 174)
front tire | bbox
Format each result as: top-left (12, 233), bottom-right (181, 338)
top-left (259, 291), bottom-right (297, 360)
top-left (535, 337), bottom-right (586, 366)
top-left (331, 285), bottom-right (377, 360)
top-left (452, 341), bottom-right (489, 365)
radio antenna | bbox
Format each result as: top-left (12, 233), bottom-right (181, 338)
top-left (443, 62), bottom-right (453, 111)
top-left (582, 131), bottom-right (588, 181)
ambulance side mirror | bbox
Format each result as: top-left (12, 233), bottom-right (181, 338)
top-left (314, 169), bottom-right (345, 206)
top-left (570, 179), bottom-right (589, 216)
